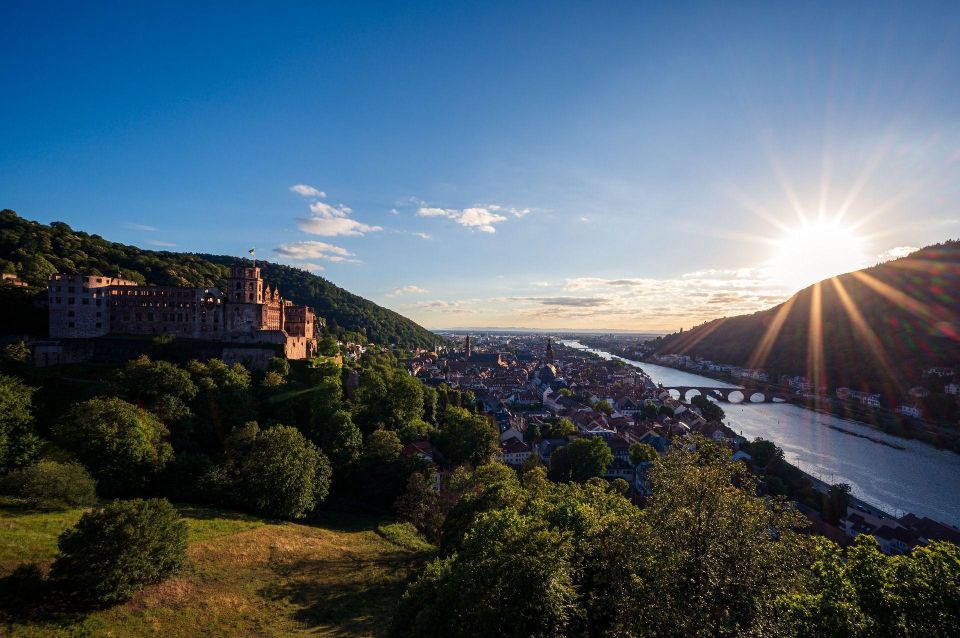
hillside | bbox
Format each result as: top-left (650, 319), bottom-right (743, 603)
top-left (0, 209), bottom-right (439, 348)
top-left (0, 503), bottom-right (428, 637)
top-left (652, 241), bottom-right (960, 404)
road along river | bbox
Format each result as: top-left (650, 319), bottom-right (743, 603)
top-left (561, 341), bottom-right (960, 526)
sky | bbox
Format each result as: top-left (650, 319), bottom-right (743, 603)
top-left (2, 1), bottom-right (960, 331)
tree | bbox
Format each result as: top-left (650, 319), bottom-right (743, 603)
top-left (235, 424), bottom-right (332, 519)
top-left (548, 437), bottom-right (613, 484)
top-left (691, 394), bottom-right (725, 422)
top-left (50, 499), bottom-right (187, 604)
top-left (823, 483), bottom-right (851, 525)
top-left (592, 400), bottom-right (613, 415)
top-left (122, 355), bottom-right (197, 422)
top-left (641, 438), bottom-right (811, 636)
top-left (53, 397), bottom-right (173, 496)
top-left (391, 508), bottom-right (577, 638)
top-left (365, 428), bottom-right (403, 461)
top-left (629, 442), bottom-right (658, 465)
top-left (317, 409), bottom-right (363, 468)
top-left (395, 471), bottom-right (444, 544)
top-left (436, 407), bottom-right (499, 466)
top-left (0, 460), bottom-right (96, 509)
top-left (0, 373), bottom-right (37, 470)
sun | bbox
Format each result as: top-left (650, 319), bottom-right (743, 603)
top-left (768, 217), bottom-right (870, 291)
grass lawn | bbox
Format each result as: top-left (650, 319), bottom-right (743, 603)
top-left (0, 502), bottom-right (431, 637)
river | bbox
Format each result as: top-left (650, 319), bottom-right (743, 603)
top-left (560, 340), bottom-right (960, 527)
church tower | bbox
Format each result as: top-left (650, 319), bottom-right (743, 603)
top-left (465, 334), bottom-right (472, 358)
top-left (546, 337), bottom-right (554, 364)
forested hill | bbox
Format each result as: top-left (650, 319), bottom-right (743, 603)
top-left (651, 241), bottom-right (960, 400)
top-left (0, 209), bottom-right (439, 348)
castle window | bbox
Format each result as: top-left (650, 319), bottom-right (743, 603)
top-left (95, 312), bottom-right (101, 318)
top-left (68, 298), bottom-right (75, 304)
top-left (236, 282), bottom-right (242, 290)
top-left (68, 287), bottom-right (75, 293)
top-left (67, 311), bottom-right (75, 317)
top-left (95, 323), bottom-right (102, 329)
top-left (96, 299), bottom-right (102, 306)
top-left (68, 322), bottom-right (75, 328)
top-left (82, 299), bottom-right (89, 305)
top-left (248, 293), bottom-right (254, 302)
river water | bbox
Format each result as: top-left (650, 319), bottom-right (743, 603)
top-left (561, 341), bottom-right (960, 526)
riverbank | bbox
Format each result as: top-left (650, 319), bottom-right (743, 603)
top-left (638, 358), bottom-right (960, 454)
top-left (560, 340), bottom-right (960, 526)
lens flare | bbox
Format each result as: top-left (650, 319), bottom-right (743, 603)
top-left (768, 217), bottom-right (870, 291)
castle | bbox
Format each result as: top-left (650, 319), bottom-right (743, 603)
top-left (47, 265), bottom-right (319, 360)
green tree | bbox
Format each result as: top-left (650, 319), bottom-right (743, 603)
top-left (548, 437), bottom-right (613, 483)
top-left (629, 442), bottom-right (658, 465)
top-left (436, 407), bottom-right (499, 466)
top-left (641, 438), bottom-right (811, 636)
top-left (691, 394), bottom-right (725, 421)
top-left (394, 471), bottom-right (444, 544)
top-left (0, 373), bottom-right (38, 470)
top-left (592, 400), bottom-right (613, 415)
top-left (317, 409), bottom-right (363, 468)
top-left (122, 355), bottom-right (197, 422)
top-left (392, 508), bottom-right (577, 638)
top-left (53, 397), bottom-right (173, 496)
top-left (50, 499), bottom-right (187, 604)
top-left (365, 428), bottom-right (403, 461)
top-left (235, 424), bottom-right (332, 518)
top-left (823, 483), bottom-right (851, 525)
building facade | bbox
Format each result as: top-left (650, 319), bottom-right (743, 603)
top-left (48, 266), bottom-right (319, 359)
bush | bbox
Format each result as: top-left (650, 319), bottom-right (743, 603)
top-left (1, 460), bottom-right (96, 508)
top-left (50, 498), bottom-right (188, 604)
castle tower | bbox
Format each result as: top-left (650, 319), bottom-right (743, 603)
top-left (227, 265), bottom-right (263, 304)
top-left (546, 337), bottom-right (554, 364)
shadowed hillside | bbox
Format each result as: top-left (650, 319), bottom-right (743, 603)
top-left (0, 209), bottom-right (439, 348)
top-left (652, 241), bottom-right (960, 403)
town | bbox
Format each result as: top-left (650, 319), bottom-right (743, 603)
top-left (403, 333), bottom-right (960, 555)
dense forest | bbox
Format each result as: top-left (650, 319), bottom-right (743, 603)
top-left (0, 209), bottom-right (440, 348)
top-left (652, 242), bottom-right (960, 403)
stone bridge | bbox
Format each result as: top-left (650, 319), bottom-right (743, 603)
top-left (660, 386), bottom-right (791, 404)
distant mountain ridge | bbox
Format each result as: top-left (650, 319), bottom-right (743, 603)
top-left (652, 241), bottom-right (960, 402)
top-left (0, 209), bottom-right (439, 348)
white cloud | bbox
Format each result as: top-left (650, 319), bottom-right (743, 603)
top-left (877, 246), bottom-right (919, 262)
top-left (298, 217), bottom-right (383, 237)
top-left (389, 208), bottom-right (400, 215)
top-left (290, 184), bottom-right (326, 198)
top-left (388, 285), bottom-right (429, 297)
top-left (413, 232), bottom-right (432, 240)
top-left (309, 201), bottom-right (352, 218)
top-left (296, 262), bottom-right (326, 272)
top-left (416, 204), bottom-right (516, 233)
top-left (146, 239), bottom-right (177, 247)
top-left (579, 216), bottom-right (590, 223)
top-left (296, 199), bottom-right (382, 237)
top-left (417, 207), bottom-right (451, 218)
top-left (274, 241), bottom-right (358, 263)
top-left (125, 223), bottom-right (157, 231)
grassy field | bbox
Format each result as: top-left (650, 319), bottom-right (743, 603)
top-left (0, 502), bottom-right (431, 637)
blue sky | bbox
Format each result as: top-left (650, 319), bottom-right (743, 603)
top-left (2, 1), bottom-right (959, 330)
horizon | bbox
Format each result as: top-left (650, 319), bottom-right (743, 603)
top-left (3, 1), bottom-right (960, 331)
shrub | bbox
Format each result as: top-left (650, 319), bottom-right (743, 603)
top-left (53, 397), bottom-right (173, 496)
top-left (1, 460), bottom-right (96, 508)
top-left (50, 498), bottom-right (187, 604)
